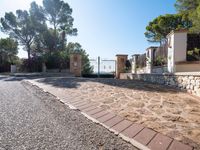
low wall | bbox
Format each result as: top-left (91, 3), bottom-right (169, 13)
top-left (152, 66), bottom-right (167, 74)
top-left (120, 72), bottom-right (200, 97)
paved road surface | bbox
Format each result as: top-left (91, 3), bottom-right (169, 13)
top-left (0, 76), bottom-right (137, 150)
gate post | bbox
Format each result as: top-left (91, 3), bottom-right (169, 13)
top-left (146, 47), bottom-right (156, 74)
top-left (70, 54), bottom-right (82, 77)
top-left (116, 54), bottom-right (128, 79)
top-left (132, 54), bottom-right (139, 74)
top-left (167, 29), bottom-right (188, 73)
top-left (98, 56), bottom-right (100, 78)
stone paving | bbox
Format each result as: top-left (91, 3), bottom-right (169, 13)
top-left (28, 77), bottom-right (200, 149)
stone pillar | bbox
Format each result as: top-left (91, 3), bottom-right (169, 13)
top-left (146, 47), bottom-right (156, 74)
top-left (116, 54), bottom-right (128, 79)
top-left (132, 54), bottom-right (139, 74)
top-left (70, 54), bottom-right (82, 77)
top-left (10, 65), bottom-right (17, 73)
top-left (167, 29), bottom-right (188, 73)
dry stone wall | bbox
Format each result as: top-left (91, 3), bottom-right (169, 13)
top-left (120, 73), bottom-right (200, 97)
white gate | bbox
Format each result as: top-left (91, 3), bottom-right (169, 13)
top-left (90, 57), bottom-right (115, 74)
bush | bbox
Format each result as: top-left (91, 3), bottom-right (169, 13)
top-left (153, 56), bottom-right (167, 66)
top-left (45, 52), bottom-right (70, 70)
top-left (19, 57), bottom-right (43, 72)
top-left (0, 63), bottom-right (10, 73)
top-left (187, 48), bottom-right (200, 61)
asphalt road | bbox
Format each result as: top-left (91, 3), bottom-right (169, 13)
top-left (0, 76), bottom-right (137, 150)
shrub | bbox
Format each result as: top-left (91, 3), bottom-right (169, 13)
top-left (187, 48), bottom-right (200, 61)
top-left (45, 52), bottom-right (70, 70)
top-left (153, 56), bottom-right (167, 66)
top-left (19, 57), bottom-right (43, 72)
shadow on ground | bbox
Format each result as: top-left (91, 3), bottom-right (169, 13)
top-left (35, 77), bottom-right (182, 94)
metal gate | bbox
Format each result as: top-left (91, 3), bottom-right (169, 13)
top-left (90, 57), bottom-right (116, 75)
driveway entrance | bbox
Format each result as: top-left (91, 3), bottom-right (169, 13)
top-left (28, 77), bottom-right (200, 149)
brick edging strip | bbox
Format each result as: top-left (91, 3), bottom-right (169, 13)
top-left (25, 80), bottom-right (193, 150)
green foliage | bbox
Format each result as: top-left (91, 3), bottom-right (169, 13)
top-left (43, 42), bottom-right (93, 74)
top-left (145, 14), bottom-right (191, 43)
top-left (187, 50), bottom-right (193, 55)
top-left (32, 28), bottom-right (61, 55)
top-left (153, 56), bottom-right (167, 66)
top-left (0, 10), bottom-right (41, 61)
top-left (45, 51), bottom-right (69, 70)
top-left (42, 0), bottom-right (77, 33)
top-left (187, 48), bottom-right (200, 61)
top-left (19, 57), bottom-right (43, 72)
top-left (189, 4), bottom-right (200, 33)
top-left (42, 0), bottom-right (77, 51)
top-left (0, 38), bottom-right (18, 65)
top-left (175, 0), bottom-right (199, 13)
top-left (0, 0), bottom-right (92, 73)
top-left (175, 0), bottom-right (200, 33)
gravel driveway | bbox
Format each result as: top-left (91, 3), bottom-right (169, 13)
top-left (0, 77), bottom-right (137, 150)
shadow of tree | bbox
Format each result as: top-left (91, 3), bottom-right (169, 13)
top-left (0, 76), bottom-right (7, 80)
top-left (35, 77), bottom-right (181, 94)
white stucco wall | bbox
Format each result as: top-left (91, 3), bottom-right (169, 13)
top-left (167, 34), bottom-right (175, 73)
top-left (167, 31), bottom-right (187, 73)
top-left (174, 32), bottom-right (187, 62)
top-left (146, 48), bottom-right (154, 73)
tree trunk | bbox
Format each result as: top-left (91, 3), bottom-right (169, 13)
top-left (62, 31), bottom-right (66, 50)
top-left (54, 23), bottom-right (57, 51)
top-left (27, 45), bottom-right (31, 72)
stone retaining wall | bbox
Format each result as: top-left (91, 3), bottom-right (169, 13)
top-left (120, 73), bottom-right (200, 97)
top-left (152, 66), bottom-right (167, 74)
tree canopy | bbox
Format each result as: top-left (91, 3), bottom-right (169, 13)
top-left (175, 0), bottom-right (200, 13)
top-left (175, 0), bottom-right (200, 33)
top-left (145, 0), bottom-right (200, 42)
top-left (0, 0), bottom-right (78, 59)
top-left (0, 10), bottom-right (37, 62)
top-left (145, 14), bottom-right (191, 44)
top-left (0, 38), bottom-right (18, 64)
top-left (42, 0), bottom-right (77, 50)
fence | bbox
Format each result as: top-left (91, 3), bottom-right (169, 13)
top-left (90, 57), bottom-right (115, 74)
top-left (137, 53), bottom-right (146, 68)
top-left (153, 43), bottom-right (168, 66)
top-left (187, 34), bottom-right (200, 61)
top-left (0, 64), bottom-right (10, 73)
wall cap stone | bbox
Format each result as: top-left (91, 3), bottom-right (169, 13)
top-left (116, 54), bottom-right (128, 57)
top-left (146, 46), bottom-right (158, 51)
top-left (121, 72), bottom-right (200, 76)
top-left (167, 29), bottom-right (188, 38)
top-left (175, 61), bottom-right (200, 65)
top-left (132, 54), bottom-right (140, 57)
top-left (174, 72), bottom-right (200, 76)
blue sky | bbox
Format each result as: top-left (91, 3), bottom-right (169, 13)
top-left (0, 0), bottom-right (176, 59)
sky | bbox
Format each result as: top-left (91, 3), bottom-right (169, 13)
top-left (0, 0), bottom-right (176, 59)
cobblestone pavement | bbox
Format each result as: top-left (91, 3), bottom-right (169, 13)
top-left (29, 77), bottom-right (200, 149)
top-left (0, 77), bottom-right (137, 150)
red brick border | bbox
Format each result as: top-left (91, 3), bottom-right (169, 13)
top-left (73, 103), bottom-right (193, 150)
